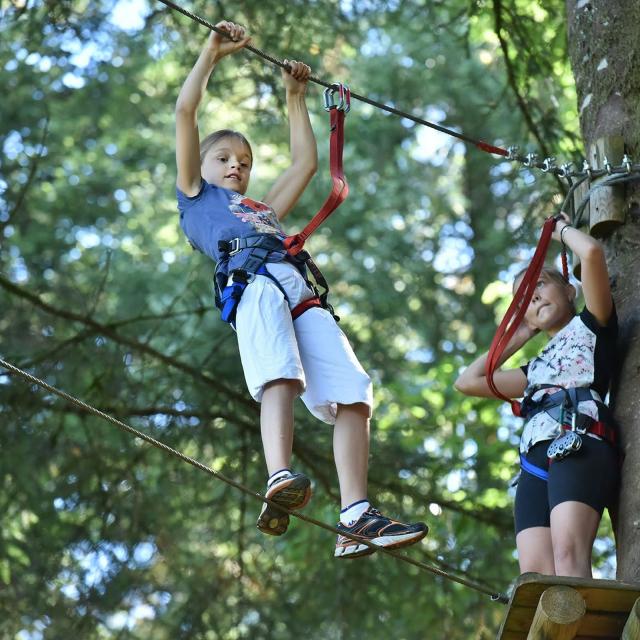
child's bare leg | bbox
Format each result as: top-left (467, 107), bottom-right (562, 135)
top-left (516, 527), bottom-right (555, 575)
top-left (550, 501), bottom-right (600, 577)
top-left (260, 378), bottom-right (301, 475)
top-left (333, 402), bottom-right (370, 508)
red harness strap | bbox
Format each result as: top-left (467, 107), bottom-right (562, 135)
top-left (485, 216), bottom-right (568, 414)
top-left (291, 296), bottom-right (322, 320)
top-left (283, 84), bottom-right (349, 256)
top-left (562, 420), bottom-right (616, 445)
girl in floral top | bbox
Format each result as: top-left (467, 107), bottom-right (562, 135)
top-left (454, 213), bottom-right (618, 578)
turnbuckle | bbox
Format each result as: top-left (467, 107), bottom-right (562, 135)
top-left (324, 82), bottom-right (350, 113)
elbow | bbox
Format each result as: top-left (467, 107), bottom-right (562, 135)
top-left (581, 239), bottom-right (605, 264)
top-left (454, 374), bottom-right (470, 395)
top-left (175, 97), bottom-right (196, 117)
top-left (300, 159), bottom-right (318, 182)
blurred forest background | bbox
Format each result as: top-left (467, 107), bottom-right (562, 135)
top-left (0, 0), bottom-right (629, 638)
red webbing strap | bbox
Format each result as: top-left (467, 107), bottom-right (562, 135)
top-left (485, 216), bottom-right (567, 411)
top-left (283, 107), bottom-right (348, 256)
top-left (291, 296), bottom-right (322, 320)
top-left (561, 421), bottom-right (617, 445)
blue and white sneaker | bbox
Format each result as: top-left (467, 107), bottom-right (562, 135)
top-left (334, 508), bottom-right (428, 558)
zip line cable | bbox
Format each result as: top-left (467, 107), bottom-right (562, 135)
top-left (156, 0), bottom-right (640, 181)
top-left (157, 0), bottom-right (508, 157)
top-left (0, 357), bottom-right (509, 603)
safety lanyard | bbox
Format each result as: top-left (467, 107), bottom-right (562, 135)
top-left (283, 83), bottom-right (350, 256)
top-left (485, 215), bottom-right (568, 413)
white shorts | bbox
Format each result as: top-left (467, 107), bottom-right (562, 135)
top-left (234, 261), bottom-right (372, 424)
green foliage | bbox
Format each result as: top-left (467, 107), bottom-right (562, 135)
top-left (0, 1), bottom-right (614, 639)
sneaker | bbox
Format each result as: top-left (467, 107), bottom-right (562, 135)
top-left (334, 508), bottom-right (428, 559)
top-left (256, 472), bottom-right (312, 536)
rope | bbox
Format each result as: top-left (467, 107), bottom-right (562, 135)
top-left (0, 357), bottom-right (508, 603)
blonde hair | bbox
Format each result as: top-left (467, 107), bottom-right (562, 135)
top-left (200, 130), bottom-right (253, 165)
top-left (513, 266), bottom-right (576, 313)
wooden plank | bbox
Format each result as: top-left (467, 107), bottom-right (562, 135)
top-left (505, 609), bottom-right (628, 636)
top-left (497, 574), bottom-right (640, 640)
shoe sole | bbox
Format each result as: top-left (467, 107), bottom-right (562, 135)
top-left (334, 526), bottom-right (429, 559)
top-left (257, 475), bottom-right (312, 536)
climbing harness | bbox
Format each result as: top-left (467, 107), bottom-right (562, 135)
top-left (283, 84), bottom-right (350, 256)
top-left (517, 385), bottom-right (617, 481)
top-left (0, 356), bottom-right (508, 603)
top-left (214, 234), bottom-right (336, 327)
top-left (208, 85), bottom-right (349, 325)
top-left (485, 215), bottom-right (568, 410)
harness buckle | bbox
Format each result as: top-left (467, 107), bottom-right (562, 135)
top-left (324, 83), bottom-right (351, 113)
top-left (229, 269), bottom-right (254, 285)
top-left (228, 238), bottom-right (242, 256)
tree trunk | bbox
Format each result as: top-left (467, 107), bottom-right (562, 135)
top-left (566, 0), bottom-right (640, 583)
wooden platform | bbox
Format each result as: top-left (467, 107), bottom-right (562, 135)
top-left (497, 573), bottom-right (640, 639)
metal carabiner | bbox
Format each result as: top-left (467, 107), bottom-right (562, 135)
top-left (323, 83), bottom-right (351, 113)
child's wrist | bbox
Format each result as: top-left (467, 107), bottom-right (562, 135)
top-left (560, 223), bottom-right (572, 246)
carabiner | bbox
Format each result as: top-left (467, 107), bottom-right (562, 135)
top-left (323, 83), bottom-right (351, 113)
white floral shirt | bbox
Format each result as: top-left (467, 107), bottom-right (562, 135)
top-left (519, 306), bottom-right (617, 453)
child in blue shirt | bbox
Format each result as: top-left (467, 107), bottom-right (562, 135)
top-left (175, 20), bottom-right (427, 558)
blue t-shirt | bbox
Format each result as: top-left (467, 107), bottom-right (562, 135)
top-left (177, 180), bottom-right (288, 272)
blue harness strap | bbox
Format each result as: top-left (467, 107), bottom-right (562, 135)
top-left (214, 233), bottom-right (337, 327)
top-left (519, 453), bottom-right (549, 481)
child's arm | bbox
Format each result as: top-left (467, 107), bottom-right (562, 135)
top-left (454, 323), bottom-right (534, 399)
top-left (553, 213), bottom-right (613, 326)
top-left (262, 61), bottom-right (318, 220)
top-left (175, 22), bottom-right (250, 196)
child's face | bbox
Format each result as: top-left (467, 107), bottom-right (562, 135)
top-left (202, 137), bottom-right (252, 194)
top-left (515, 273), bottom-right (575, 333)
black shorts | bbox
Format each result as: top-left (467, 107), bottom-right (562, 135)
top-left (514, 436), bottom-right (619, 535)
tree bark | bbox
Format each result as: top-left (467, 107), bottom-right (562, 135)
top-left (566, 0), bottom-right (640, 583)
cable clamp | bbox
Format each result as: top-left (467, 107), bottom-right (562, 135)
top-left (582, 160), bottom-right (593, 180)
top-left (622, 154), bottom-right (633, 173)
top-left (557, 162), bottom-right (573, 179)
top-left (542, 157), bottom-right (556, 173)
top-left (507, 145), bottom-right (520, 161)
top-left (603, 155), bottom-right (613, 174)
top-left (524, 152), bottom-right (538, 168)
top-left (324, 83), bottom-right (350, 113)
